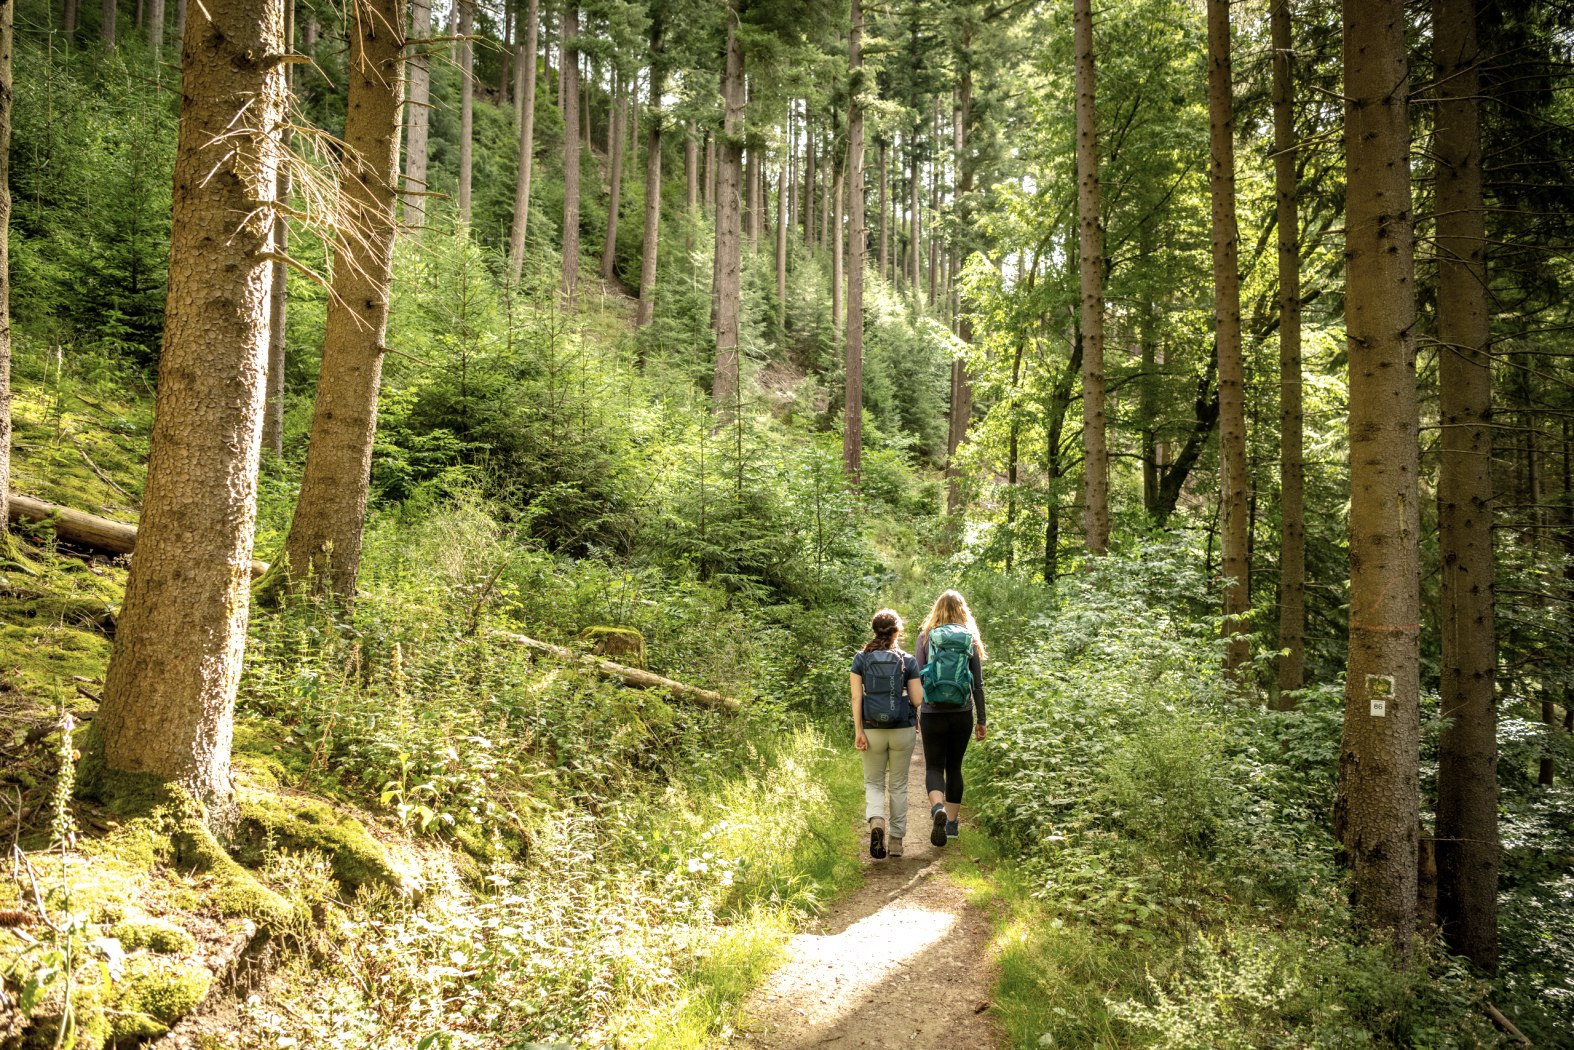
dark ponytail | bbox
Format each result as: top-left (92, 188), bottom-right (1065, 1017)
top-left (862, 608), bottom-right (904, 653)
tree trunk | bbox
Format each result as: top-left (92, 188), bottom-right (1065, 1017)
top-left (100, 0), bottom-right (114, 46)
top-left (402, 0), bottom-right (432, 231)
top-left (1433, 0), bottom-right (1497, 970)
top-left (8, 494), bottom-right (270, 577)
top-left (0, 0), bottom-right (9, 543)
top-left (600, 80), bottom-right (628, 281)
top-left (1272, 0), bottom-right (1305, 700)
top-left (496, 0), bottom-right (511, 104)
top-left (745, 137), bottom-right (760, 254)
top-left (262, 0), bottom-right (294, 459)
top-left (506, 0), bottom-right (539, 284)
top-left (560, 3), bottom-right (579, 302)
top-left (146, 0), bottom-right (163, 53)
top-left (844, 0), bottom-right (865, 482)
top-left (172, 0), bottom-right (184, 48)
top-left (65, 0), bottom-right (77, 40)
top-left (803, 122), bottom-right (815, 246)
top-left (1334, 0), bottom-right (1421, 955)
top-left (831, 160), bottom-right (844, 332)
top-left (945, 66), bottom-right (974, 515)
top-left (496, 632), bottom-right (739, 713)
top-left (1045, 332), bottom-right (1084, 583)
top-left (877, 140), bottom-right (888, 280)
top-left (280, 0), bottom-right (406, 598)
top-left (1207, 0), bottom-right (1250, 674)
top-left (636, 13), bottom-right (664, 327)
top-left (685, 123), bottom-right (697, 211)
top-left (711, 7), bottom-right (744, 416)
top-left (704, 128), bottom-right (716, 211)
top-left (457, 0), bottom-right (474, 225)
top-left (1074, 0), bottom-right (1109, 556)
top-left (93, 0), bottom-right (284, 806)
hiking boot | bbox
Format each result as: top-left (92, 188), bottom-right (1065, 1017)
top-left (930, 806), bottom-right (948, 848)
top-left (870, 825), bottom-right (887, 860)
top-left (887, 836), bottom-right (904, 858)
top-left (946, 819), bottom-right (960, 841)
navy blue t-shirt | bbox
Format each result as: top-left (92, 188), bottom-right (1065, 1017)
top-left (851, 648), bottom-right (922, 728)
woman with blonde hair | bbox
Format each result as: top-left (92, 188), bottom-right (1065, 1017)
top-left (914, 589), bottom-right (987, 848)
top-left (850, 609), bottom-right (924, 859)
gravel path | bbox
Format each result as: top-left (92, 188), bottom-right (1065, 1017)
top-left (737, 735), bottom-right (1000, 1049)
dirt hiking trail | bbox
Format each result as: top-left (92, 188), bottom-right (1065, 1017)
top-left (737, 735), bottom-right (1001, 1049)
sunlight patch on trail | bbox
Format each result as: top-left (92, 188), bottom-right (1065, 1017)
top-left (756, 902), bottom-right (959, 1025)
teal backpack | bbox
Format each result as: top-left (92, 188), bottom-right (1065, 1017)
top-left (921, 624), bottom-right (974, 707)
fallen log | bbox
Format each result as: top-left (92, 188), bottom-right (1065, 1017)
top-left (6, 493), bottom-right (270, 579)
top-left (494, 630), bottom-right (740, 714)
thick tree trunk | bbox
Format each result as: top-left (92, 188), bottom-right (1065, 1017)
top-left (1333, 0), bottom-right (1421, 955)
top-left (636, 16), bottom-right (664, 327)
top-left (560, 4), bottom-right (579, 302)
top-left (93, 0), bottom-right (284, 806)
top-left (457, 0), bottom-right (474, 225)
top-left (711, 8), bottom-right (744, 416)
top-left (0, 0), bottom-right (9, 542)
top-left (600, 81), bottom-right (628, 281)
top-left (1074, 0), bottom-right (1109, 556)
top-left (1272, 0), bottom-right (1305, 699)
top-left (402, 0), bottom-right (431, 231)
top-left (1207, 0), bottom-right (1250, 674)
top-left (8, 494), bottom-right (270, 576)
top-left (506, 0), bottom-right (539, 284)
top-left (1433, 0), bottom-right (1497, 971)
top-left (281, 0), bottom-right (405, 597)
top-left (844, 0), bottom-right (864, 482)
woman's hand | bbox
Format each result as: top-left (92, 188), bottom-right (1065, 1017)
top-left (855, 730), bottom-right (869, 751)
top-left (975, 723), bottom-right (988, 742)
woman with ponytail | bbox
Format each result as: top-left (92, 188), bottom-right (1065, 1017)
top-left (915, 590), bottom-right (987, 848)
top-left (850, 609), bottom-right (924, 859)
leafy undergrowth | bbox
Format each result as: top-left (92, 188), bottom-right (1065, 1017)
top-left (1, 488), bottom-right (868, 1048)
top-left (961, 542), bottom-right (1572, 1049)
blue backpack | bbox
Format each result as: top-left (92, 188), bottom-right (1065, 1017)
top-left (921, 624), bottom-right (974, 707)
top-left (860, 650), bottom-right (909, 727)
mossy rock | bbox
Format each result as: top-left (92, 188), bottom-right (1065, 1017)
top-left (580, 625), bottom-right (646, 668)
top-left (107, 956), bottom-right (213, 1039)
top-left (233, 794), bottom-right (419, 898)
top-left (110, 915), bottom-right (197, 954)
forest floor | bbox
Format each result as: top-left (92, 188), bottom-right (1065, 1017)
top-left (736, 736), bottom-right (1000, 1050)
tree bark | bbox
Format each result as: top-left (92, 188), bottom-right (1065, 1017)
top-left (402, 0), bottom-right (432, 231)
top-left (803, 121), bottom-right (815, 246)
top-left (100, 0), bottom-right (114, 46)
top-left (1272, 0), bottom-right (1305, 700)
top-left (1074, 0), bottom-right (1109, 556)
top-left (704, 128), bottom-right (716, 211)
top-left (636, 13), bottom-right (664, 327)
top-left (1333, 0), bottom-right (1421, 955)
top-left (65, 0), bottom-right (77, 40)
top-left (831, 159), bottom-right (844, 332)
top-left (1207, 0), bottom-right (1250, 674)
top-left (685, 123), bottom-right (698, 211)
top-left (0, 0), bottom-right (9, 542)
top-left (844, 0), bottom-right (864, 482)
top-left (1433, 0), bottom-right (1497, 971)
top-left (145, 0), bottom-right (163, 53)
top-left (93, 0), bottom-right (284, 806)
top-left (1045, 331), bottom-right (1083, 583)
top-left (262, 0), bottom-right (294, 459)
top-left (457, 0), bottom-right (474, 226)
top-left (560, 3), bottom-right (579, 302)
top-left (8, 495), bottom-right (270, 577)
top-left (496, 0), bottom-right (511, 104)
top-left (600, 80), bottom-right (628, 281)
top-left (945, 65), bottom-right (974, 515)
top-left (711, 7), bottom-right (744, 416)
top-left (280, 0), bottom-right (406, 597)
top-left (877, 140), bottom-right (888, 280)
top-left (506, 0), bottom-right (538, 284)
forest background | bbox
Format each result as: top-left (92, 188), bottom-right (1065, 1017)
top-left (0, 0), bottom-right (1570, 1046)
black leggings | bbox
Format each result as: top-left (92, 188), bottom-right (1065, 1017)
top-left (920, 710), bottom-right (973, 804)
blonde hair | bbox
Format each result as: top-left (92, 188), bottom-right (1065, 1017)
top-left (919, 589), bottom-right (986, 660)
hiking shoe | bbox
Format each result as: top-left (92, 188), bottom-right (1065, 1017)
top-left (930, 806), bottom-right (948, 848)
top-left (870, 825), bottom-right (887, 860)
top-left (946, 819), bottom-right (960, 840)
top-left (888, 836), bottom-right (904, 858)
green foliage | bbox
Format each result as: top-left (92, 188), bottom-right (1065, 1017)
top-left (965, 546), bottom-right (1520, 1047)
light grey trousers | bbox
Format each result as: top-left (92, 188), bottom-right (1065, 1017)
top-left (861, 725), bottom-right (917, 838)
